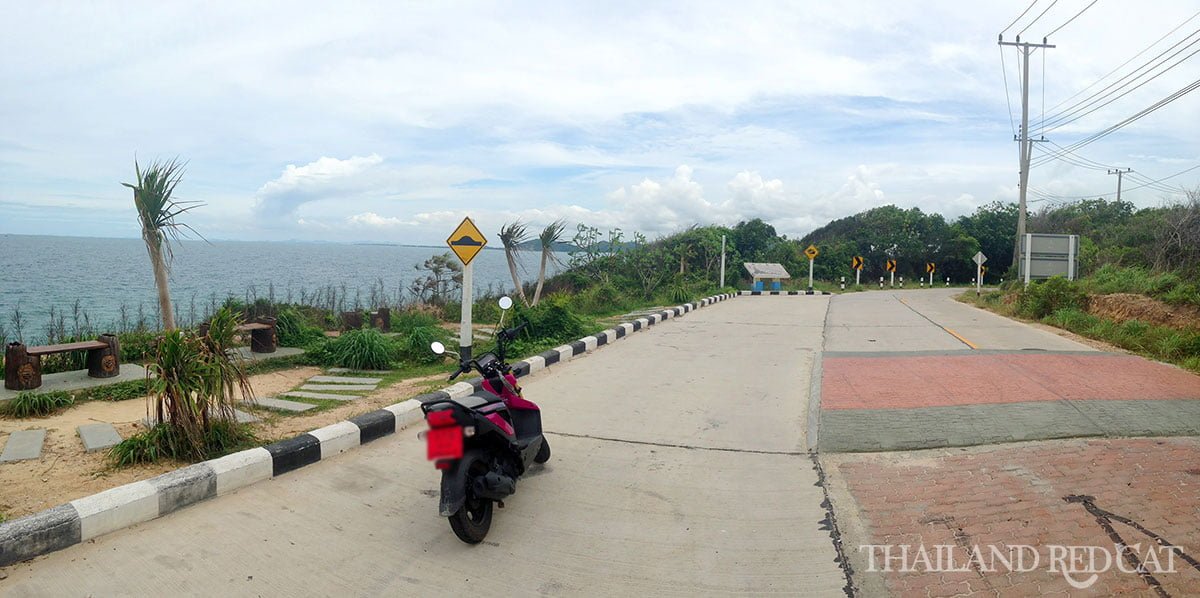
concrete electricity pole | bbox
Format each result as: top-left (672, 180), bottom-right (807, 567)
top-left (999, 35), bottom-right (1054, 269)
top-left (1107, 168), bottom-right (1132, 201)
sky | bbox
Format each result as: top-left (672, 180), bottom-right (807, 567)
top-left (1, 0), bottom-right (1197, 245)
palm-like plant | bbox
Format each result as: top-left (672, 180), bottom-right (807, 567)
top-left (146, 307), bottom-right (252, 460)
top-left (498, 221), bottom-right (530, 306)
top-left (124, 158), bottom-right (202, 330)
top-left (532, 219), bottom-right (567, 306)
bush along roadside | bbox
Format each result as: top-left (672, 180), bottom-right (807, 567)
top-left (961, 278), bottom-right (1200, 375)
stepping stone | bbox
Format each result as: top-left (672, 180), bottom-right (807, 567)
top-left (233, 409), bottom-right (259, 424)
top-left (282, 391), bottom-right (360, 402)
top-left (308, 375), bottom-right (383, 385)
top-left (78, 423), bottom-right (122, 453)
top-left (252, 397), bottom-right (316, 413)
top-left (327, 368), bottom-right (392, 374)
top-left (300, 384), bottom-right (377, 392)
top-left (1, 429), bottom-right (46, 462)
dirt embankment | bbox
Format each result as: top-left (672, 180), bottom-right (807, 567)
top-left (1087, 293), bottom-right (1200, 330)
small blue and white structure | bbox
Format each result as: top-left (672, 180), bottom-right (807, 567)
top-left (744, 262), bottom-right (790, 291)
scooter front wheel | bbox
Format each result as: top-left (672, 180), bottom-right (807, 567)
top-left (534, 437), bottom-right (551, 464)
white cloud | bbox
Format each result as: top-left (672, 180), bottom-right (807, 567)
top-left (255, 154), bottom-right (384, 218)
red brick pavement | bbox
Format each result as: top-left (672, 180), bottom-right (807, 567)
top-left (823, 353), bottom-right (1200, 410)
top-left (836, 438), bottom-right (1200, 596)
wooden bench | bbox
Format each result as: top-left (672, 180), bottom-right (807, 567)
top-left (4, 334), bottom-right (120, 391)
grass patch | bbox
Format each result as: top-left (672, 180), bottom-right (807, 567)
top-left (319, 328), bottom-right (399, 370)
top-left (75, 379), bottom-right (148, 402)
top-left (1081, 265), bottom-right (1200, 307)
top-left (243, 354), bottom-right (309, 376)
top-left (0, 390), bottom-right (74, 418)
top-left (109, 420), bottom-right (258, 466)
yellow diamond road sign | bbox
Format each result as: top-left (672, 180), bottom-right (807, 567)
top-left (446, 216), bottom-right (487, 266)
top-left (805, 245), bottom-right (819, 260)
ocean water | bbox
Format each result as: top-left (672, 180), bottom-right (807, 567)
top-left (0, 234), bottom-right (565, 342)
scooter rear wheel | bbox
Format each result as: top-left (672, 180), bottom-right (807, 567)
top-left (448, 454), bottom-right (493, 543)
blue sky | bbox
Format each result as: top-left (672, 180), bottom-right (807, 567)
top-left (1, 0), bottom-right (1197, 245)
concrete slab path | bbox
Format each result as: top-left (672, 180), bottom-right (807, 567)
top-left (77, 423), bottom-right (122, 453)
top-left (252, 397), bottom-right (316, 413)
top-left (280, 391), bottom-right (360, 401)
top-left (297, 384), bottom-right (376, 392)
top-left (0, 430), bottom-right (46, 463)
top-left (306, 375), bottom-right (382, 385)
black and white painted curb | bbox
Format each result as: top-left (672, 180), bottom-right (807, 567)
top-left (0, 293), bottom-right (737, 567)
top-left (738, 290), bottom-right (833, 296)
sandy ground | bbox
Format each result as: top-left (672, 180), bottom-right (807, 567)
top-left (0, 365), bottom-right (348, 521)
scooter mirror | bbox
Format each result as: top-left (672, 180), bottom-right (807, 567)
top-left (498, 296), bottom-right (514, 310)
top-left (430, 341), bottom-right (446, 355)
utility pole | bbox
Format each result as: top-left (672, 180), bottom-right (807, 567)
top-left (1107, 168), bottom-right (1132, 201)
top-left (999, 35), bottom-right (1054, 271)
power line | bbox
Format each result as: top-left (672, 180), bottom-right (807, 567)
top-left (1032, 31), bottom-right (1200, 135)
top-left (1000, 47), bottom-right (1018, 136)
top-left (1030, 77), bottom-right (1200, 167)
top-left (1001, 0), bottom-right (1041, 36)
top-left (1043, 0), bottom-right (1101, 39)
top-left (1017, 0), bottom-right (1060, 38)
top-left (1043, 9), bottom-right (1200, 115)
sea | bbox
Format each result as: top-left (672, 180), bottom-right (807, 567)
top-left (0, 234), bottom-right (567, 342)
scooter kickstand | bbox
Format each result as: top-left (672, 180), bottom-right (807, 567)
top-left (497, 501), bottom-right (505, 509)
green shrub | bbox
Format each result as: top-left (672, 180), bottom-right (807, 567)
top-left (514, 296), bottom-right (589, 345)
top-left (1, 390), bottom-right (74, 418)
top-left (398, 325), bottom-right (452, 364)
top-left (322, 328), bottom-right (398, 370)
top-left (391, 308), bottom-right (442, 333)
top-left (276, 308), bottom-right (326, 348)
top-left (118, 331), bottom-right (157, 363)
top-left (1017, 277), bottom-right (1089, 319)
top-left (108, 420), bottom-right (256, 466)
top-left (77, 379), bottom-right (148, 402)
top-left (1043, 308), bottom-right (1098, 332)
top-left (571, 282), bottom-right (628, 315)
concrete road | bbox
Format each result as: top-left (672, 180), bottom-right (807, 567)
top-left (1, 297), bottom-right (847, 597)
top-left (825, 288), bottom-right (1093, 352)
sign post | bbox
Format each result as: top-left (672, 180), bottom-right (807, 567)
top-left (926, 262), bottom-right (936, 287)
top-left (720, 235), bottom-right (726, 289)
top-left (884, 259), bottom-right (896, 287)
top-left (805, 245), bottom-right (819, 294)
top-left (973, 251), bottom-right (988, 297)
top-left (446, 217), bottom-right (487, 365)
top-left (851, 256), bottom-right (863, 287)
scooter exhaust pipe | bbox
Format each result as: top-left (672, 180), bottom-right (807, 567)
top-left (473, 471), bottom-right (516, 500)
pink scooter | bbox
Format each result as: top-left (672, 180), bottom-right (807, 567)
top-left (422, 297), bottom-right (550, 543)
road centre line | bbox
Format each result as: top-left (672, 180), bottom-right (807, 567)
top-left (896, 296), bottom-right (978, 350)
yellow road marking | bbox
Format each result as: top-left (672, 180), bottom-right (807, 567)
top-left (941, 327), bottom-right (978, 350)
top-left (897, 296), bottom-right (978, 349)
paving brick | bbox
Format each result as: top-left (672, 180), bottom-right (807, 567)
top-left (307, 375), bottom-right (383, 384)
top-left (1, 429), bottom-right (46, 462)
top-left (252, 397), bottom-right (316, 413)
top-left (835, 438), bottom-right (1200, 598)
top-left (77, 423), bottom-right (122, 453)
top-left (233, 409), bottom-right (259, 424)
top-left (298, 384), bottom-right (376, 392)
top-left (281, 391), bottom-right (359, 401)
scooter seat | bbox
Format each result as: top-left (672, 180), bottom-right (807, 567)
top-left (456, 391), bottom-right (504, 410)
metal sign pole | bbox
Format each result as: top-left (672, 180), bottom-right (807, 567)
top-left (890, 271), bottom-right (894, 288)
top-left (855, 268), bottom-right (860, 287)
top-left (976, 262), bottom-right (982, 296)
top-left (460, 261), bottom-right (473, 364)
top-left (720, 235), bottom-right (726, 288)
top-left (808, 258), bottom-right (814, 292)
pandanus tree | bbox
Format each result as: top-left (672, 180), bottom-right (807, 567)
top-left (498, 221), bottom-right (530, 306)
top-left (123, 158), bottom-right (201, 330)
top-left (531, 219), bottom-right (567, 306)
